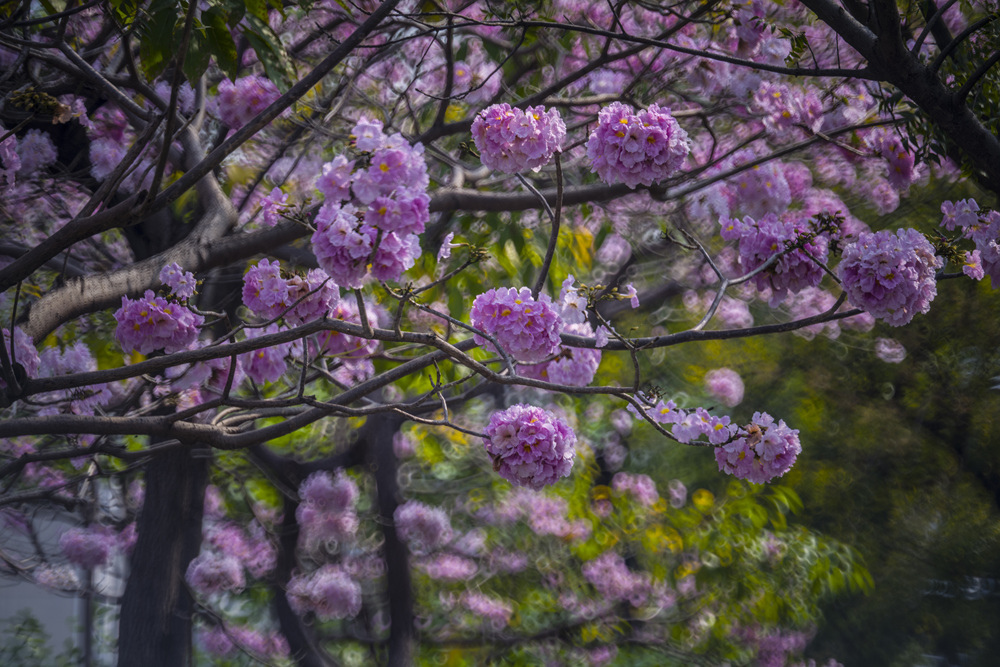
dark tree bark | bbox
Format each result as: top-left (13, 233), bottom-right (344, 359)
top-left (368, 414), bottom-right (413, 667)
top-left (117, 445), bottom-right (208, 667)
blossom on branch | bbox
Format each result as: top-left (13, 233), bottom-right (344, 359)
top-left (470, 287), bottom-right (563, 364)
top-left (483, 404), bottom-right (576, 490)
top-left (586, 102), bottom-right (689, 188)
top-left (113, 290), bottom-right (203, 355)
top-left (471, 103), bottom-right (565, 173)
top-left (714, 412), bottom-right (801, 484)
top-left (838, 228), bottom-right (940, 327)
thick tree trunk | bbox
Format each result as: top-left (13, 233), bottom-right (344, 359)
top-left (117, 446), bottom-right (208, 667)
top-left (368, 415), bottom-right (413, 667)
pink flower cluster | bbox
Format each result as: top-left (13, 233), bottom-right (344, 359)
top-left (471, 103), bottom-right (566, 173)
top-left (714, 412), bottom-right (801, 484)
top-left (311, 119), bottom-right (428, 287)
top-left (634, 399), bottom-right (734, 445)
top-left (216, 75), bottom-right (281, 129)
top-left (940, 198), bottom-right (1000, 284)
top-left (519, 322), bottom-right (602, 386)
top-left (2, 326), bottom-right (40, 388)
top-left (586, 102), bottom-right (690, 188)
top-left (838, 228), bottom-right (941, 326)
top-left (59, 526), bottom-right (116, 569)
top-left (296, 470), bottom-right (359, 550)
top-left (720, 213), bottom-right (828, 306)
top-left (611, 472), bottom-right (660, 507)
top-left (483, 404), bottom-right (576, 490)
top-left (705, 367), bottom-right (745, 407)
top-left (287, 565), bottom-right (362, 620)
top-left (582, 551), bottom-right (651, 606)
top-left (185, 551), bottom-right (245, 595)
top-left (417, 554), bottom-right (478, 581)
top-left (159, 262), bottom-right (196, 300)
top-left (242, 258), bottom-right (338, 326)
top-left (394, 500), bottom-right (453, 554)
top-left (461, 592), bottom-right (513, 630)
top-left (241, 324), bottom-right (300, 384)
top-left (114, 290), bottom-right (204, 355)
top-left (200, 625), bottom-right (288, 660)
top-left (470, 287), bottom-right (563, 364)
top-left (752, 82), bottom-right (823, 136)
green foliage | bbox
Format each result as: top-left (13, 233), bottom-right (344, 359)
top-left (0, 611), bottom-right (78, 667)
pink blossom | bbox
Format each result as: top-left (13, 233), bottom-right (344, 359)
top-left (838, 228), bottom-right (941, 326)
top-left (586, 102), bottom-right (689, 188)
top-left (483, 404), bottom-right (576, 490)
top-left (714, 412), bottom-right (801, 484)
top-left (705, 367), bottom-right (745, 407)
top-left (287, 565), bottom-right (362, 620)
top-left (469, 287), bottom-right (563, 364)
top-left (394, 500), bottom-right (453, 554)
top-left (114, 290), bottom-right (203, 354)
top-left (874, 337), bottom-right (906, 363)
top-left (216, 76), bottom-right (280, 129)
top-left (472, 103), bottom-right (566, 173)
top-left (186, 551), bottom-right (245, 595)
top-left (59, 526), bottom-right (116, 568)
top-left (159, 262), bottom-right (196, 300)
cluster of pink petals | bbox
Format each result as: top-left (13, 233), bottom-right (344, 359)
top-left (394, 500), bottom-right (453, 554)
top-left (318, 298), bottom-right (381, 360)
top-left (216, 75), bottom-right (280, 129)
top-left (159, 262), bottom-right (196, 300)
top-left (417, 554), bottom-right (478, 581)
top-left (483, 404), bottom-right (576, 490)
top-left (185, 551), bottom-right (245, 595)
top-left (705, 367), bottom-right (745, 407)
top-left (471, 103), bottom-right (566, 173)
top-left (200, 625), bottom-right (289, 659)
top-left (470, 287), bottom-right (563, 364)
top-left (296, 470), bottom-right (360, 550)
top-left (940, 198), bottom-right (1000, 284)
top-left (241, 324), bottom-right (299, 384)
top-left (586, 102), bottom-right (690, 188)
top-left (752, 82), bottom-right (823, 136)
top-left (287, 565), bottom-right (362, 620)
top-left (2, 326), bottom-right (40, 387)
top-left (582, 551), bottom-right (651, 607)
top-left (461, 592), bottom-right (514, 630)
top-left (720, 213), bottom-right (829, 306)
top-left (632, 399), bottom-right (734, 445)
top-left (311, 118), bottom-right (428, 287)
top-left (114, 290), bottom-right (204, 355)
top-left (519, 322), bottom-right (602, 386)
top-left (714, 412), bottom-right (801, 484)
top-left (611, 472), bottom-right (660, 507)
top-left (838, 228), bottom-right (941, 326)
top-left (242, 258), bottom-right (339, 326)
top-left (59, 526), bottom-right (116, 569)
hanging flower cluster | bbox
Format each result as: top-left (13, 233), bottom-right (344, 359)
top-left (114, 290), bottom-right (203, 355)
top-left (586, 102), bottom-right (690, 188)
top-left (471, 103), bottom-right (566, 173)
top-left (838, 228), bottom-right (940, 326)
top-left (469, 287), bottom-right (563, 364)
top-left (714, 412), bottom-right (801, 484)
top-left (483, 404), bottom-right (576, 490)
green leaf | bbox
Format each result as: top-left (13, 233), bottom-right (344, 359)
top-left (138, 7), bottom-right (179, 81)
top-left (203, 6), bottom-right (239, 80)
top-left (181, 22), bottom-right (213, 83)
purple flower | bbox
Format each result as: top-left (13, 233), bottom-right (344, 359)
top-left (318, 298), bottom-right (380, 359)
top-left (417, 554), bottom-right (478, 581)
top-left (483, 404), bottom-right (576, 490)
top-left (461, 592), bottom-right (513, 630)
top-left (874, 337), bottom-right (906, 363)
top-left (714, 412), bottom-right (801, 484)
top-left (311, 204), bottom-right (373, 288)
top-left (470, 287), bottom-right (563, 364)
top-left (241, 324), bottom-right (298, 384)
top-left (216, 76), bottom-right (280, 129)
top-left (16, 129), bottom-right (57, 175)
top-left (2, 326), bottom-right (40, 387)
top-left (186, 551), bottom-right (245, 595)
top-left (582, 551), bottom-right (651, 607)
top-left (159, 262), bottom-right (196, 300)
top-left (519, 323), bottom-right (602, 387)
top-left (243, 259), bottom-right (338, 326)
top-left (472, 103), bottom-right (566, 173)
top-left (317, 155), bottom-right (355, 203)
top-left (720, 213), bottom-right (828, 306)
top-left (59, 526), bottom-right (115, 569)
top-left (352, 116), bottom-right (385, 152)
top-left (705, 368), bottom-right (745, 407)
top-left (287, 565), bottom-right (362, 620)
top-left (394, 500), bottom-right (453, 554)
top-left (586, 102), bottom-right (690, 188)
top-left (114, 290), bottom-right (204, 355)
top-left (296, 470), bottom-right (359, 549)
top-left (838, 228), bottom-right (941, 326)
top-left (962, 250), bottom-right (985, 280)
top-left (258, 187), bottom-right (290, 227)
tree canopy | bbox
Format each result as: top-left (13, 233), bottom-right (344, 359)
top-left (1, 0), bottom-right (999, 665)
